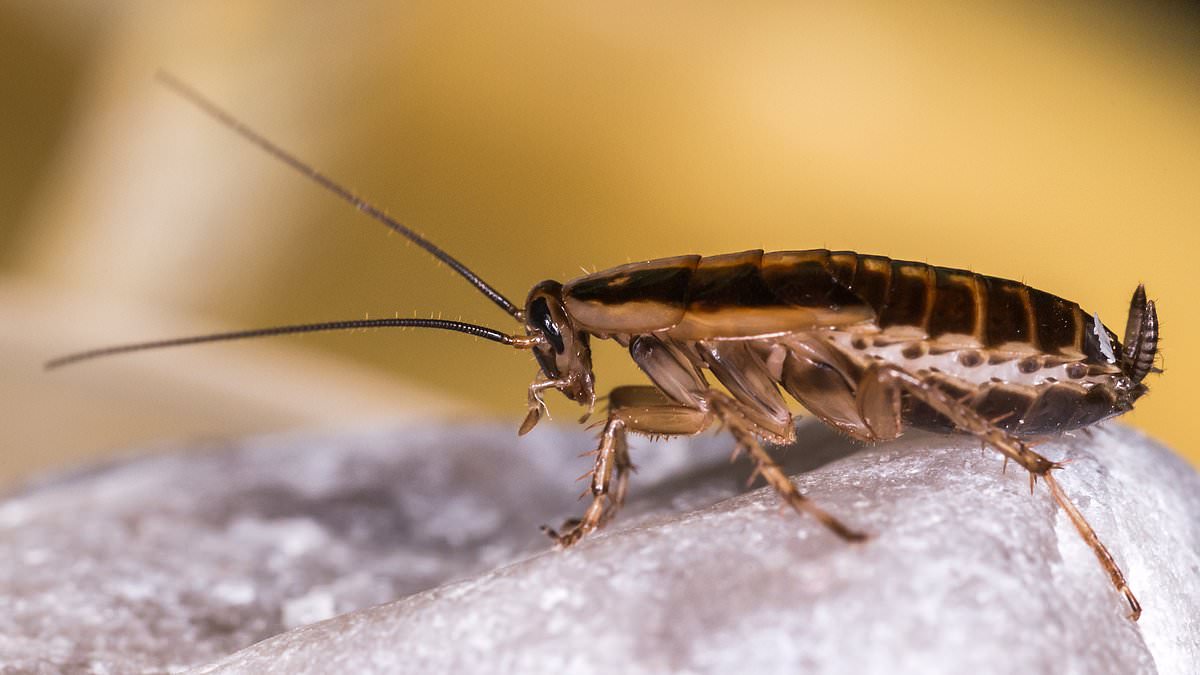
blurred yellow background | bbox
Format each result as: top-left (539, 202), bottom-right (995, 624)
top-left (1, 2), bottom-right (1196, 485)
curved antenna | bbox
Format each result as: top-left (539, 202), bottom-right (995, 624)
top-left (45, 318), bottom-right (533, 370)
top-left (155, 71), bottom-right (524, 321)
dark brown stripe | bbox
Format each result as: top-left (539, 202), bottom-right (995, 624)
top-left (850, 255), bottom-right (892, 311)
top-left (1020, 282), bottom-right (1038, 348)
top-left (899, 374), bottom-right (971, 432)
top-left (566, 255), bottom-right (698, 308)
top-left (1021, 384), bottom-right (1082, 433)
top-left (1028, 288), bottom-right (1080, 354)
top-left (1025, 382), bottom-right (1121, 432)
top-left (762, 250), bottom-right (867, 311)
top-left (827, 251), bottom-right (858, 287)
top-left (879, 261), bottom-right (931, 329)
top-left (687, 250), bottom-right (778, 310)
top-left (983, 277), bottom-right (1031, 347)
top-left (927, 268), bottom-right (978, 338)
top-left (972, 384), bottom-right (1035, 431)
top-left (1074, 384), bottom-right (1122, 428)
top-left (971, 271), bottom-right (987, 343)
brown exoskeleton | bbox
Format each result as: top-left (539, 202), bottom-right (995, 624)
top-left (50, 74), bottom-right (1159, 621)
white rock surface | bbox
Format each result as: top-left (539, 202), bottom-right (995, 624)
top-left (0, 422), bottom-right (1196, 675)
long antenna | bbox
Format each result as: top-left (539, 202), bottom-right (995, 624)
top-left (46, 318), bottom-right (527, 370)
top-left (155, 71), bottom-right (524, 321)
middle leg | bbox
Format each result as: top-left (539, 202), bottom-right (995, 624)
top-left (856, 362), bottom-right (1141, 620)
top-left (707, 390), bottom-right (868, 542)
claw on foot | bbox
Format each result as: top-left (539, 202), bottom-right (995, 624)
top-left (825, 519), bottom-right (870, 543)
top-left (541, 519), bottom-right (585, 547)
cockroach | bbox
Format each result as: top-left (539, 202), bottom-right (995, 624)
top-left (48, 73), bottom-right (1159, 621)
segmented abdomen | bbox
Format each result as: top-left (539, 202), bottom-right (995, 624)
top-left (564, 249), bottom-right (1106, 364)
top-left (818, 250), bottom-right (1090, 357)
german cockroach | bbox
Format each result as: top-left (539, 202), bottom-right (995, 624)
top-left (48, 74), bottom-right (1159, 620)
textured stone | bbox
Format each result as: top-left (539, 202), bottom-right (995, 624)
top-left (0, 422), bottom-right (1196, 674)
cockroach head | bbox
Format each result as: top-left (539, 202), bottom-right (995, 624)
top-left (1121, 284), bottom-right (1160, 384)
top-left (525, 280), bottom-right (595, 405)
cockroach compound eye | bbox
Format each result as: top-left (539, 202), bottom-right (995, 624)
top-left (49, 73), bottom-right (1159, 621)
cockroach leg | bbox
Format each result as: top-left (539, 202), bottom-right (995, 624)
top-left (597, 435), bottom-right (633, 529)
top-left (548, 386), bottom-right (866, 546)
top-left (858, 363), bottom-right (1140, 620)
top-left (1044, 471), bottom-right (1142, 621)
top-left (709, 392), bottom-right (868, 543)
top-left (545, 386), bottom-right (698, 547)
top-left (542, 415), bottom-right (625, 546)
top-left (519, 376), bottom-right (565, 436)
top-left (857, 364), bottom-right (1059, 474)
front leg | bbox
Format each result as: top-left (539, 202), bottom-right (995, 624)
top-left (519, 375), bottom-right (566, 436)
top-left (544, 386), bottom-right (709, 547)
top-left (546, 385), bottom-right (867, 546)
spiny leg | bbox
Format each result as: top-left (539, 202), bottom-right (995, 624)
top-left (543, 386), bottom-right (706, 547)
top-left (709, 392), bottom-right (868, 542)
top-left (857, 363), bottom-right (1140, 620)
top-left (542, 414), bottom-right (627, 547)
top-left (1043, 471), bottom-right (1140, 620)
top-left (596, 430), bottom-right (634, 530)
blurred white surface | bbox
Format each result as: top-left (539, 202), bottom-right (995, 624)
top-left (0, 421), bottom-right (1193, 674)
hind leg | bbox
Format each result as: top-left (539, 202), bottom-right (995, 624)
top-left (856, 362), bottom-right (1140, 620)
